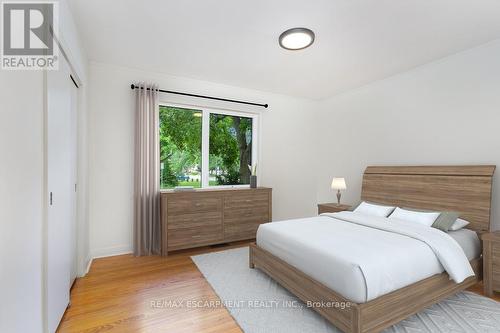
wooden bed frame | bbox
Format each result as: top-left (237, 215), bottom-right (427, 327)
top-left (249, 165), bottom-right (495, 333)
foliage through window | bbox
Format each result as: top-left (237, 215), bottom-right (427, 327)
top-left (159, 105), bottom-right (256, 189)
top-left (210, 113), bottom-right (253, 185)
top-left (159, 106), bottom-right (202, 189)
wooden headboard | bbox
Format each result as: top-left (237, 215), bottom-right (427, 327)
top-left (361, 165), bottom-right (495, 232)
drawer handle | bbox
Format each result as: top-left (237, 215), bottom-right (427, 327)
top-left (192, 235), bottom-right (202, 238)
top-left (194, 203), bottom-right (202, 207)
top-left (245, 212), bottom-right (253, 217)
top-left (245, 199), bottom-right (252, 203)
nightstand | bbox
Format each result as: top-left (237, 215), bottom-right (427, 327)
top-left (482, 232), bottom-right (500, 297)
top-left (317, 203), bottom-right (351, 215)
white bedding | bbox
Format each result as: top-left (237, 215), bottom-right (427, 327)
top-left (448, 228), bottom-right (481, 260)
top-left (256, 211), bottom-right (475, 303)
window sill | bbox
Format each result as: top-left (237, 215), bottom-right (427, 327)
top-left (160, 185), bottom-right (250, 193)
top-left (159, 185), bottom-right (272, 194)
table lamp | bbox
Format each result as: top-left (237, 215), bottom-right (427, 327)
top-left (331, 177), bottom-right (346, 206)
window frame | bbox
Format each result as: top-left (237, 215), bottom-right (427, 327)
top-left (158, 102), bottom-right (260, 189)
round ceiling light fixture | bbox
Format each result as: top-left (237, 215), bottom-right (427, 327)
top-left (279, 27), bottom-right (315, 50)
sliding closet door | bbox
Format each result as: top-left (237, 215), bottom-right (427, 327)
top-left (69, 79), bottom-right (78, 285)
top-left (46, 57), bottom-right (73, 332)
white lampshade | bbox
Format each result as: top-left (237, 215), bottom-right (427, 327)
top-left (331, 177), bottom-right (346, 190)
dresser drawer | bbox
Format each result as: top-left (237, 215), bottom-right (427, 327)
top-left (493, 266), bottom-right (500, 289)
top-left (224, 205), bottom-right (269, 221)
top-left (168, 212), bottom-right (222, 230)
top-left (492, 243), bottom-right (500, 288)
top-left (168, 224), bottom-right (223, 249)
top-left (224, 206), bottom-right (269, 241)
top-left (167, 195), bottom-right (222, 215)
top-left (224, 191), bottom-right (270, 210)
top-left (224, 220), bottom-right (264, 241)
top-left (483, 234), bottom-right (500, 295)
top-left (493, 243), bottom-right (500, 258)
top-left (491, 248), bottom-right (500, 282)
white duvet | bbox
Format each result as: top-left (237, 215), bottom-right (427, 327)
top-left (256, 211), bottom-right (474, 303)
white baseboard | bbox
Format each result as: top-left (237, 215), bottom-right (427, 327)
top-left (75, 247), bottom-right (131, 278)
top-left (90, 244), bottom-right (133, 259)
top-left (85, 257), bottom-right (93, 275)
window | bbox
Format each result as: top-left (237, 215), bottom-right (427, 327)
top-left (209, 113), bottom-right (253, 186)
top-left (159, 105), bottom-right (258, 189)
top-left (159, 106), bottom-right (202, 189)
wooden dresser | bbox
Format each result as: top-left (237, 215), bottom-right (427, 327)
top-left (483, 231), bottom-right (500, 296)
top-left (161, 187), bottom-right (272, 255)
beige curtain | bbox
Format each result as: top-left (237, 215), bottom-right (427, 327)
top-left (133, 83), bottom-right (161, 256)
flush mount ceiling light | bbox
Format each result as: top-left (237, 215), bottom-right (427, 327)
top-left (279, 27), bottom-right (315, 50)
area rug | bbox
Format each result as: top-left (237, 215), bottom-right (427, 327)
top-left (191, 247), bottom-right (500, 333)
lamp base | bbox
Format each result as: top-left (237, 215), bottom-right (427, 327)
top-left (336, 190), bottom-right (341, 206)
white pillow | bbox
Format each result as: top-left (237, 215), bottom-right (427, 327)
top-left (449, 218), bottom-right (470, 231)
top-left (353, 201), bottom-right (395, 217)
top-left (388, 207), bottom-right (440, 227)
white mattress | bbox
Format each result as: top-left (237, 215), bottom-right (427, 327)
top-left (256, 215), bottom-right (478, 303)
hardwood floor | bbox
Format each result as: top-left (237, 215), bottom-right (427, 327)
top-left (59, 242), bottom-right (500, 332)
top-left (467, 281), bottom-right (500, 301)
top-left (58, 242), bottom-right (250, 333)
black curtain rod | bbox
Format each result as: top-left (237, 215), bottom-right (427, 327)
top-left (130, 84), bottom-right (268, 109)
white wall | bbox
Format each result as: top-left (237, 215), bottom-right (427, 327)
top-left (0, 72), bottom-right (44, 333)
top-left (88, 62), bottom-right (319, 257)
top-left (317, 39), bottom-right (500, 230)
top-left (87, 33), bottom-right (500, 259)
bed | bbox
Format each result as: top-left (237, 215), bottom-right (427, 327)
top-left (249, 165), bottom-right (495, 333)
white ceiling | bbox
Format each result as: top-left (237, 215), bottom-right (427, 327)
top-left (68, 0), bottom-right (500, 99)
